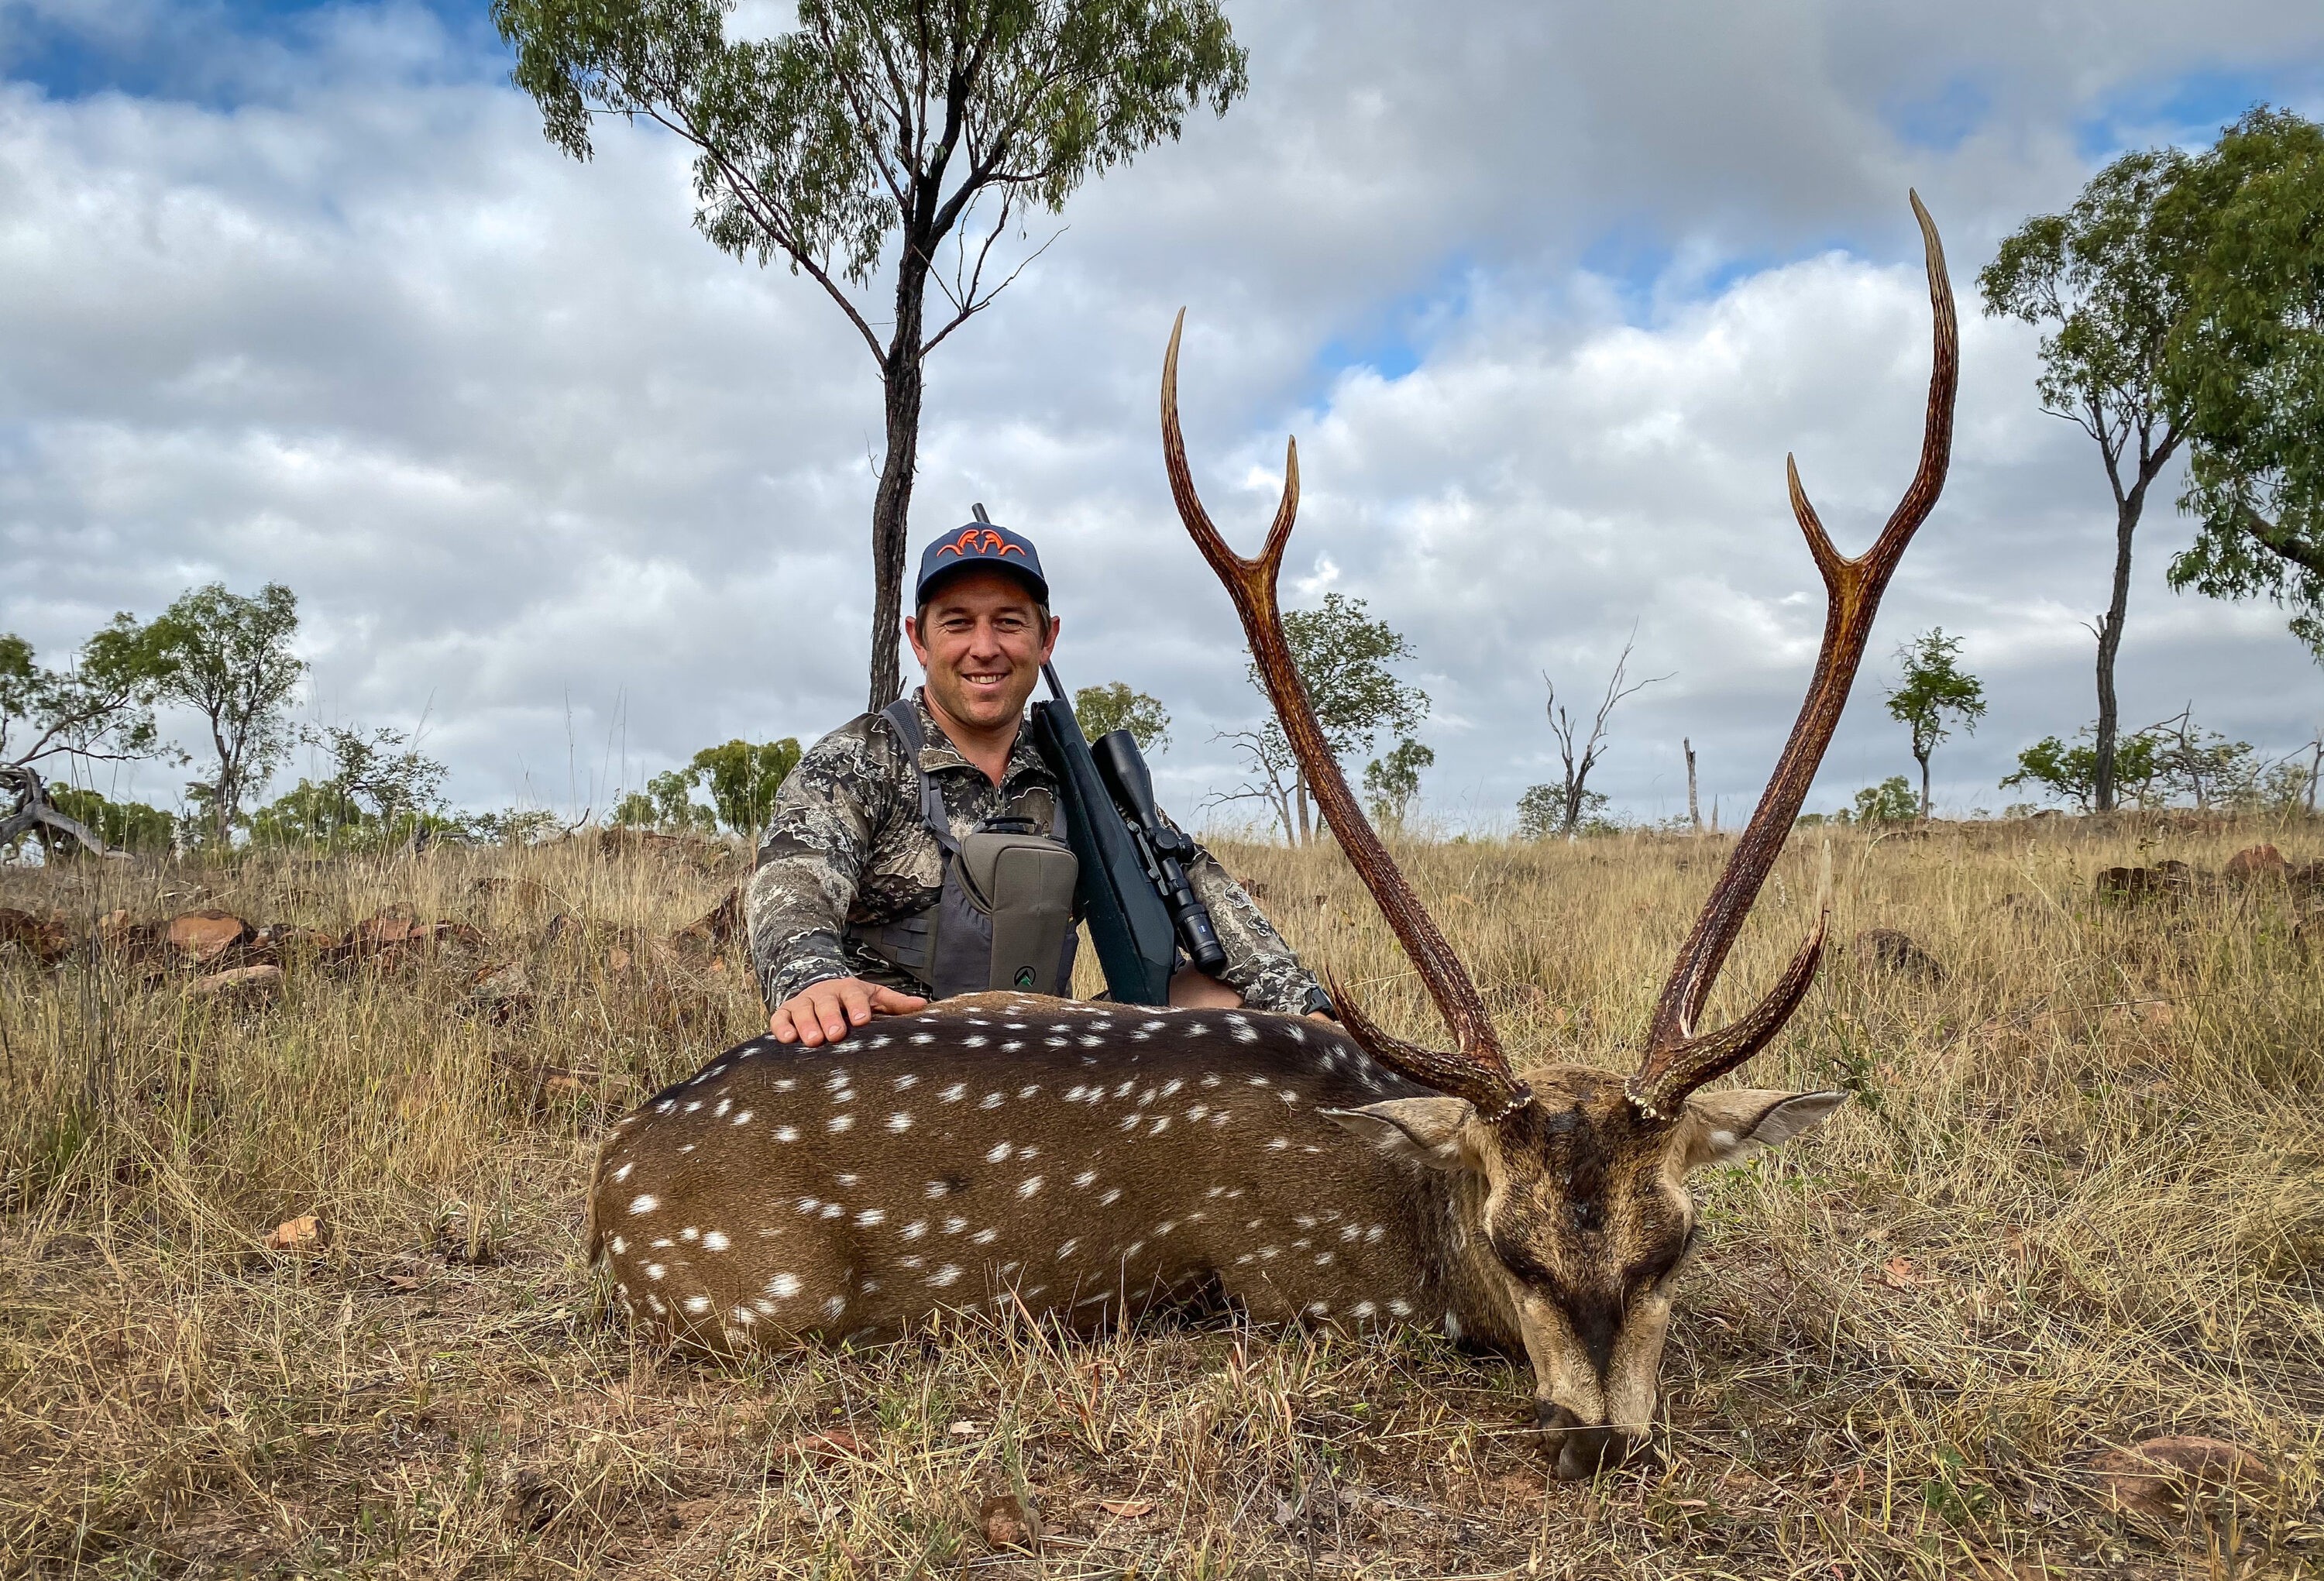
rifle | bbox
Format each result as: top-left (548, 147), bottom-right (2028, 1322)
top-left (1029, 664), bottom-right (1177, 1005)
top-left (1090, 727), bottom-right (1229, 977)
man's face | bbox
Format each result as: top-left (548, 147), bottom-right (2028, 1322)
top-left (905, 569), bottom-right (1059, 734)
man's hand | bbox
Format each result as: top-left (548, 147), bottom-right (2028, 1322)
top-left (770, 977), bottom-right (930, 1046)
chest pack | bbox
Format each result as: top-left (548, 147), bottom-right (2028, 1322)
top-left (843, 699), bottom-right (1081, 999)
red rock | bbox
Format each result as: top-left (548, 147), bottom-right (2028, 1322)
top-left (167, 909), bottom-right (251, 962)
top-left (191, 964), bottom-right (284, 1002)
top-left (2087, 1435), bottom-right (2274, 1521)
top-left (2225, 844), bottom-right (2288, 880)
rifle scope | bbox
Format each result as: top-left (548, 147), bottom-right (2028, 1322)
top-left (1091, 729), bottom-right (1229, 978)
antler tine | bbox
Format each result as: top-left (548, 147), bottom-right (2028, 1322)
top-left (1630, 194), bottom-right (1957, 1119)
top-left (1164, 311), bottom-right (1532, 1122)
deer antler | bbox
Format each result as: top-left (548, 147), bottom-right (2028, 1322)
top-left (1628, 192), bottom-right (1958, 1120)
top-left (1162, 312), bottom-right (1532, 1121)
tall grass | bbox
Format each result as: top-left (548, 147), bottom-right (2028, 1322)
top-left (2, 820), bottom-right (2318, 1576)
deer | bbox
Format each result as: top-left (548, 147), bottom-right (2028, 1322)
top-left (587, 194), bottom-right (1957, 1479)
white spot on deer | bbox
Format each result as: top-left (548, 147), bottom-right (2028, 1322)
top-left (775, 1126), bottom-right (799, 1142)
top-left (1268, 1138), bottom-right (1289, 1151)
top-left (609, 1236), bottom-right (627, 1255)
top-left (1444, 1311), bottom-right (1464, 1339)
top-left (733, 1111), bottom-right (753, 1126)
top-left (1044, 1036), bottom-right (1070, 1049)
top-left (655, 1101), bottom-right (676, 1115)
top-left (1018, 1084), bottom-right (1040, 1098)
top-left (1184, 1023), bottom-right (1208, 1037)
top-left (828, 1114), bottom-right (855, 1132)
top-left (1077, 1035), bottom-right (1104, 1047)
top-left (1056, 1239), bottom-right (1080, 1259)
top-left (855, 1208), bottom-right (886, 1226)
top-left (651, 1237), bottom-right (674, 1249)
top-left (796, 1197), bottom-right (820, 1213)
top-left (961, 1036), bottom-right (987, 1049)
top-left (1064, 1084), bottom-right (1088, 1101)
top-left (630, 1194), bottom-right (660, 1215)
top-left (678, 1144), bottom-right (696, 1153)
top-left (1122, 1240), bottom-right (1144, 1259)
top-left (926, 1181), bottom-right (952, 1198)
top-left (646, 1294), bottom-right (666, 1315)
top-left (1211, 1112), bottom-right (1231, 1126)
top-left (645, 1263), bottom-right (667, 1280)
top-left (684, 1294), bottom-right (713, 1315)
top-left (1157, 1220), bottom-right (1177, 1235)
top-left (714, 1098), bottom-right (732, 1116)
top-left (766, 1273), bottom-right (802, 1298)
top-left (1248, 1076), bottom-right (1270, 1086)
top-left (1001, 1040), bottom-right (1026, 1052)
top-left (893, 1074), bottom-right (920, 1090)
top-left (703, 1231), bottom-right (731, 1251)
top-left (612, 1162), bottom-right (634, 1183)
top-left (929, 1264), bottom-right (962, 1287)
top-left (1019, 1144), bottom-right (1040, 1160)
top-left (1077, 1292), bottom-right (1110, 1308)
top-left (1339, 1225), bottom-right (1360, 1242)
top-left (1259, 1246), bottom-right (1280, 1260)
top-left (680, 1226), bottom-right (700, 1242)
top-left (1302, 1146), bottom-right (1322, 1154)
top-left (901, 1220), bottom-right (927, 1239)
top-left (944, 1216), bottom-right (967, 1234)
top-left (1288, 1026), bottom-right (1307, 1044)
top-left (1188, 1105), bottom-right (1209, 1121)
top-left (887, 1112), bottom-right (913, 1132)
top-left (973, 1228), bottom-right (998, 1244)
top-left (1388, 1299), bottom-right (1413, 1317)
top-left (1114, 1079), bottom-right (1136, 1098)
top-left (1091, 1019), bottom-right (1113, 1030)
top-left (1118, 1115), bottom-right (1140, 1132)
top-left (1005, 1022), bottom-right (1027, 1030)
top-left (1232, 1022), bottom-right (1260, 1044)
top-left (1366, 1225), bottom-right (1385, 1243)
top-left (940, 1083), bottom-right (967, 1103)
top-left (731, 1306), bottom-right (756, 1325)
top-left (861, 1279), bottom-right (881, 1292)
top-left (899, 1255), bottom-right (925, 1269)
top-left (824, 1071), bottom-right (851, 1091)
top-left (985, 1141), bottom-right (1014, 1163)
top-left (1294, 1215), bottom-right (1316, 1229)
top-left (1315, 1253), bottom-right (1334, 1265)
top-left (1074, 1170), bottom-right (1097, 1188)
top-left (1149, 1116), bottom-right (1171, 1135)
top-left (980, 1092), bottom-right (1004, 1109)
top-left (820, 1203), bottom-right (843, 1219)
top-left (684, 1102), bottom-right (703, 1113)
top-left (773, 1078), bottom-right (796, 1091)
top-left (1352, 1301), bottom-right (1378, 1318)
top-left (823, 1294), bottom-right (847, 1318)
top-left (1136, 1088), bottom-right (1156, 1107)
top-left (1016, 1176), bottom-right (1044, 1198)
top-left (1098, 1187), bottom-right (1121, 1205)
top-left (1201, 1073), bottom-right (1221, 1088)
top-left (836, 1171), bottom-right (858, 1185)
top-left (1308, 1302), bottom-right (1331, 1317)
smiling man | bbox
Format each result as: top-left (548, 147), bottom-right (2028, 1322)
top-left (747, 516), bottom-right (1331, 1046)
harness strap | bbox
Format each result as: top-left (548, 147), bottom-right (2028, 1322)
top-left (881, 696), bottom-right (957, 854)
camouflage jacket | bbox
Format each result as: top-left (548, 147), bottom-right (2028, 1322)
top-left (746, 693), bottom-right (1322, 1016)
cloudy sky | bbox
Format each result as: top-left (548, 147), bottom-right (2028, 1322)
top-left (6, 0), bottom-right (2324, 831)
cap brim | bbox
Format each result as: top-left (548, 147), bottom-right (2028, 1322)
top-left (916, 561), bottom-right (1049, 606)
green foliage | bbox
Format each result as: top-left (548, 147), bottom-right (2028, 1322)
top-left (2003, 728), bottom-right (2164, 811)
top-left (149, 583), bottom-right (304, 845)
top-left (1978, 142), bottom-right (2205, 447)
top-left (689, 739), bottom-right (802, 836)
top-left (1074, 682), bottom-right (1171, 752)
top-left (1361, 737), bottom-right (1432, 829)
top-left (0, 616), bottom-right (177, 770)
top-left (1851, 776), bottom-right (1919, 825)
top-left (1254, 593), bottom-right (1427, 762)
top-left (2162, 109), bottom-right (2324, 659)
top-left (249, 725), bottom-right (451, 850)
top-left (462, 807), bottom-right (562, 846)
top-left (1518, 783), bottom-right (1611, 840)
top-left (1885, 628), bottom-right (1985, 816)
top-left (614, 769), bottom-right (716, 833)
top-left (42, 785), bottom-right (174, 854)
top-left (496, 0), bottom-right (1247, 288)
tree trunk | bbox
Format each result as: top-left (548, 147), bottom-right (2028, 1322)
top-left (1917, 749), bottom-right (1932, 820)
top-left (1294, 772), bottom-right (1312, 847)
top-left (2092, 483), bottom-right (2147, 813)
top-left (1684, 738), bottom-right (1700, 833)
top-left (867, 247), bottom-right (933, 713)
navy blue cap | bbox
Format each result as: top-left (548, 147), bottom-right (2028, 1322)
top-left (915, 519), bottom-right (1050, 605)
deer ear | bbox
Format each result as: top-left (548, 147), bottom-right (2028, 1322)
top-left (1322, 1098), bottom-right (1483, 1172)
top-left (1676, 1089), bottom-right (1848, 1172)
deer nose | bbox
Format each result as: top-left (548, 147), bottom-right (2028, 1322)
top-left (1533, 1403), bottom-right (1645, 1480)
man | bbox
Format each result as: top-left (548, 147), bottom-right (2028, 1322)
top-left (748, 517), bottom-right (1332, 1046)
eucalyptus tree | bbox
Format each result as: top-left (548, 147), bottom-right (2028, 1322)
top-left (1981, 149), bottom-right (2207, 810)
top-left (495, 0), bottom-right (1249, 710)
top-left (2162, 109), bottom-right (2324, 659)
top-left (1884, 627), bottom-right (1985, 818)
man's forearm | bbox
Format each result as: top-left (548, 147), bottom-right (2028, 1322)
top-left (1181, 844), bottom-right (1324, 1015)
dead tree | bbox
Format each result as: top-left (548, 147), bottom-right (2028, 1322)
top-left (1543, 635), bottom-right (1669, 837)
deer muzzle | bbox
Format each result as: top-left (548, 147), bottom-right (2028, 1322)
top-left (1532, 1402), bottom-right (1648, 1480)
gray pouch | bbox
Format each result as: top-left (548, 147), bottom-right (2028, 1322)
top-left (956, 831), bottom-right (1079, 994)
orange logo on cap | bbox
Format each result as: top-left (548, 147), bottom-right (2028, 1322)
top-left (935, 528), bottom-right (1024, 559)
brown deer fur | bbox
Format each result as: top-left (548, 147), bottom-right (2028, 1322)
top-left (590, 992), bottom-right (1841, 1480)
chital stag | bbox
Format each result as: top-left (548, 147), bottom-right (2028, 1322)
top-left (590, 194), bottom-right (1957, 1478)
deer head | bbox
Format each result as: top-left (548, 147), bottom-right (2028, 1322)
top-left (1163, 195), bottom-right (1957, 1477)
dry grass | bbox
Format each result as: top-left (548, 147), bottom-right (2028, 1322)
top-left (2, 820), bottom-right (2320, 1578)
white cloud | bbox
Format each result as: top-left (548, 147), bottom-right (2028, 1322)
top-left (3, 0), bottom-right (2323, 827)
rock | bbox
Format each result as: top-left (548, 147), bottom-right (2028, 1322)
top-left (191, 964), bottom-right (284, 1002)
top-left (780, 1428), bottom-right (861, 1462)
top-left (1855, 928), bottom-right (1946, 983)
top-left (263, 1213), bottom-right (328, 1253)
top-left (2225, 844), bottom-right (2288, 882)
top-left (1098, 1499), bottom-right (1156, 1520)
top-left (0, 907), bottom-right (71, 964)
top-left (167, 910), bottom-right (252, 963)
top-left (978, 1491), bottom-right (1040, 1552)
top-left (2095, 861), bottom-right (2195, 902)
top-left (2087, 1435), bottom-right (2274, 1522)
